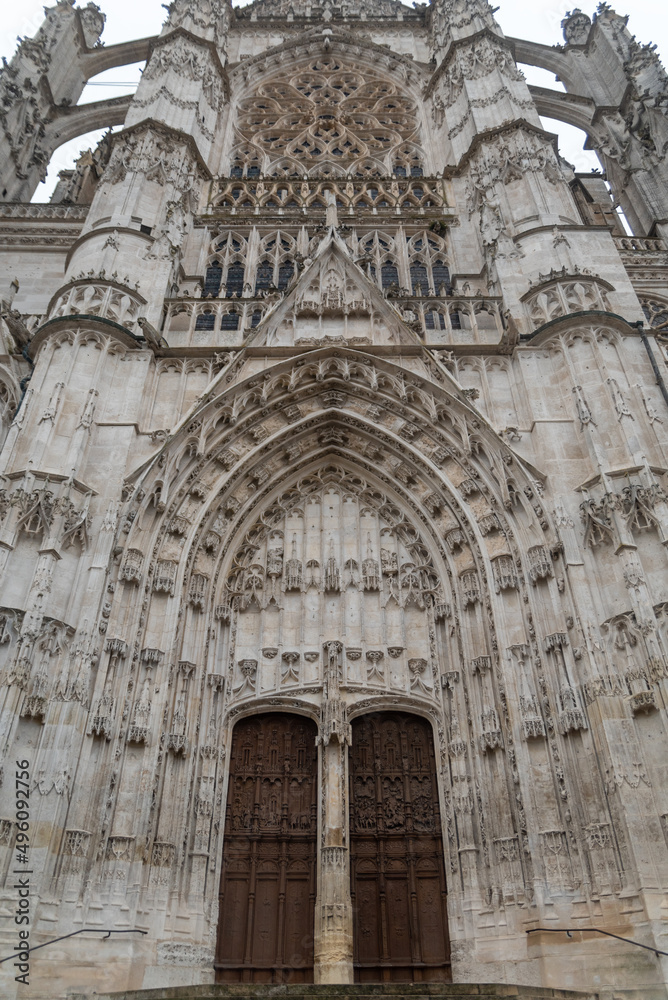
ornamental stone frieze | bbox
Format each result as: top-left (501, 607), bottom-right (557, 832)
top-left (47, 276), bottom-right (146, 332)
top-left (521, 268), bottom-right (615, 328)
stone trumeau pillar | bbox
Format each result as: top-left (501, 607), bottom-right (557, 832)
top-left (0, 1), bottom-right (106, 202)
top-left (425, 0), bottom-right (645, 331)
top-left (314, 641), bottom-right (354, 983)
top-left (559, 6), bottom-right (668, 242)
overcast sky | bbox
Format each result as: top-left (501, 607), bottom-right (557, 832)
top-left (1, 0), bottom-right (666, 199)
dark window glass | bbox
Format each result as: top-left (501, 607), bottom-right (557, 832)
top-left (203, 264), bottom-right (222, 297)
top-left (410, 264), bottom-right (428, 296)
top-left (250, 310), bottom-right (262, 328)
top-left (432, 261), bottom-right (451, 294)
top-left (226, 262), bottom-right (244, 298)
top-left (247, 166), bottom-right (260, 178)
top-left (195, 312), bottom-right (216, 331)
top-left (394, 165), bottom-right (407, 177)
top-left (278, 261), bottom-right (294, 291)
top-left (230, 165), bottom-right (243, 178)
top-left (425, 312), bottom-right (435, 330)
top-left (381, 261), bottom-right (398, 290)
top-left (255, 261), bottom-right (273, 294)
top-left (451, 310), bottom-right (461, 330)
top-left (411, 165), bottom-right (423, 177)
top-left (221, 312), bottom-right (239, 331)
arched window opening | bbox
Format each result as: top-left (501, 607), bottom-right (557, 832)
top-left (230, 147), bottom-right (262, 179)
top-left (232, 58), bottom-right (420, 179)
top-left (432, 261), bottom-right (452, 295)
top-left (195, 311), bottom-right (216, 332)
top-left (425, 310), bottom-right (446, 331)
top-left (203, 263), bottom-right (223, 298)
top-left (642, 298), bottom-right (668, 331)
top-left (220, 311), bottom-right (240, 331)
top-left (225, 262), bottom-right (245, 298)
top-left (255, 261), bottom-right (274, 294)
top-left (278, 261), bottom-right (295, 291)
top-left (381, 262), bottom-right (399, 290)
top-left (410, 263), bottom-right (428, 296)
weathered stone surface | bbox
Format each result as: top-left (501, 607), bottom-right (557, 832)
top-left (0, 2), bottom-right (668, 1000)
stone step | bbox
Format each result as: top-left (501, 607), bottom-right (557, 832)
top-left (70, 985), bottom-right (599, 1000)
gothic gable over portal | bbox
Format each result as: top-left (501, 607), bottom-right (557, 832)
top-left (248, 234), bottom-right (422, 347)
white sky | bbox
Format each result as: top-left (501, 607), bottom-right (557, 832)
top-left (1, 0), bottom-right (666, 199)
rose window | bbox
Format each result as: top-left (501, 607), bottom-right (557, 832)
top-left (231, 57), bottom-right (421, 177)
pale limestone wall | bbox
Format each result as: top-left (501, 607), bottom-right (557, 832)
top-left (0, 1), bottom-right (667, 999)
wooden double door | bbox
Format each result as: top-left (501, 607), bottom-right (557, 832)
top-left (216, 711), bottom-right (450, 983)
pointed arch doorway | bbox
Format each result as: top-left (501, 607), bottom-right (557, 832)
top-left (215, 713), bottom-right (318, 983)
top-left (350, 712), bottom-right (451, 982)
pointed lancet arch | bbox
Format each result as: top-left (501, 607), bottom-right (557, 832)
top-left (112, 345), bottom-right (559, 694)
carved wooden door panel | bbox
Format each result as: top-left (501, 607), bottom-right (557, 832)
top-left (216, 714), bottom-right (318, 983)
top-left (350, 712), bottom-right (451, 982)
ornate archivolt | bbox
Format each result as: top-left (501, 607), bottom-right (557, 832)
top-left (69, 346), bottom-right (636, 908)
top-left (0, 346), bottom-right (642, 913)
top-left (230, 54), bottom-right (422, 178)
top-left (109, 348), bottom-right (566, 719)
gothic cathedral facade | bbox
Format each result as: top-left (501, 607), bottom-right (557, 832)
top-left (0, 1), bottom-right (668, 997)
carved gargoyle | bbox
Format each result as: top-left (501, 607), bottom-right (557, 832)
top-left (137, 316), bottom-right (169, 351)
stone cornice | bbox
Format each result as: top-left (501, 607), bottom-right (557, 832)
top-left (45, 277), bottom-right (147, 320)
top-left (446, 118), bottom-right (562, 173)
top-left (145, 25), bottom-right (230, 99)
top-left (519, 310), bottom-right (645, 347)
top-left (104, 118), bottom-right (214, 182)
top-left (28, 315), bottom-right (145, 359)
top-left (64, 226), bottom-right (154, 271)
top-left (228, 26), bottom-right (426, 93)
top-left (424, 26), bottom-right (517, 100)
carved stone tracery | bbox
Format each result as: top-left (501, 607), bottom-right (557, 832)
top-left (232, 55), bottom-right (421, 178)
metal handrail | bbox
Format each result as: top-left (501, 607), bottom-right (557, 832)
top-left (527, 927), bottom-right (668, 958)
top-left (0, 928), bottom-right (147, 963)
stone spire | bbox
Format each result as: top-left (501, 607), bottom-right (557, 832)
top-left (0, 2), bottom-right (106, 201)
top-left (59, 0), bottom-right (232, 326)
top-left (556, 3), bottom-right (668, 240)
top-left (428, 0), bottom-right (500, 65)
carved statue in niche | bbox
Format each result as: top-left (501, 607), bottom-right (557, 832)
top-left (266, 532), bottom-right (284, 577)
